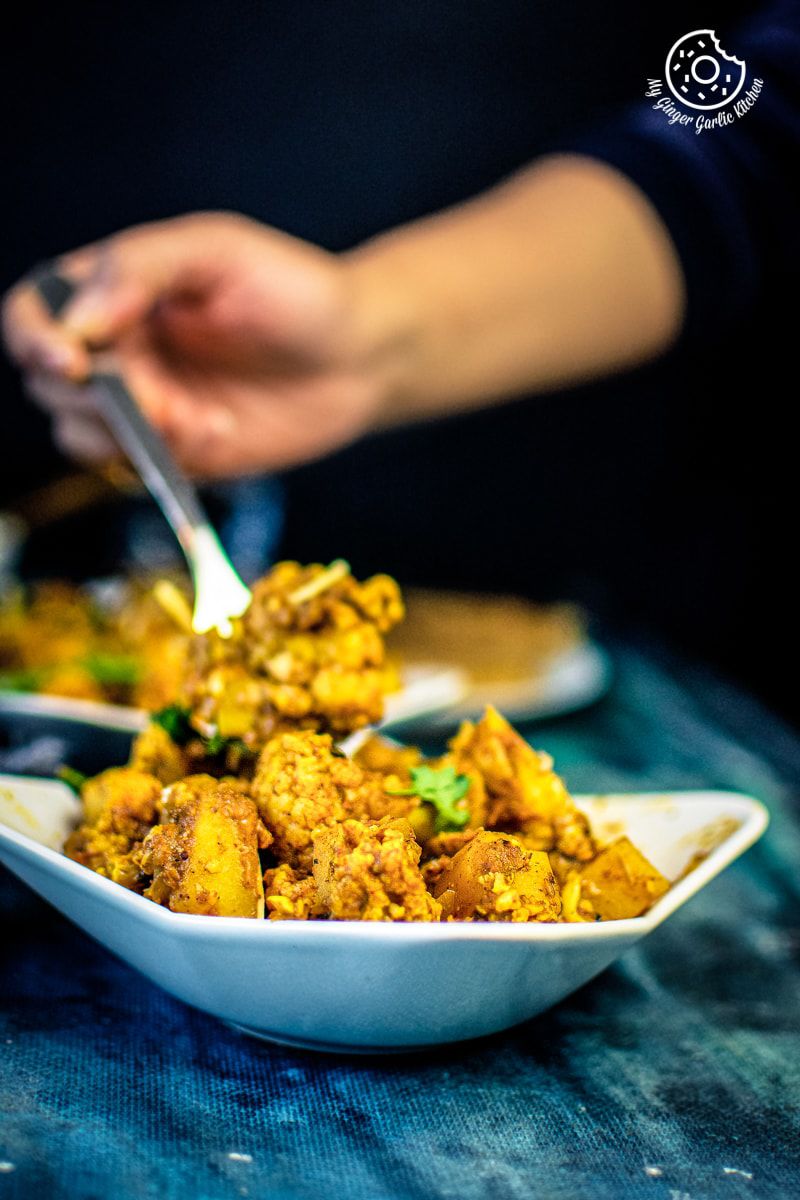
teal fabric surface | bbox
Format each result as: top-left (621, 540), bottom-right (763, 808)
top-left (1, 646), bottom-right (799, 1200)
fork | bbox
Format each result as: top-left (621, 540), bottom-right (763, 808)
top-left (32, 264), bottom-right (251, 636)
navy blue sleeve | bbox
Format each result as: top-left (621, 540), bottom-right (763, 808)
top-left (563, 2), bottom-right (800, 341)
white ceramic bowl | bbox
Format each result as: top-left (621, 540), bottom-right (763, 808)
top-left (0, 775), bottom-right (767, 1053)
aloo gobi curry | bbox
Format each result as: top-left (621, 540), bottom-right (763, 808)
top-left (63, 561), bottom-right (670, 923)
top-left (0, 579), bottom-right (187, 709)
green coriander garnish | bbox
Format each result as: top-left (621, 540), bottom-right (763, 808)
top-left (152, 705), bottom-right (254, 763)
top-left (152, 704), bottom-right (194, 745)
top-left (0, 666), bottom-right (49, 692)
top-left (57, 765), bottom-right (88, 794)
top-left (387, 764), bottom-right (471, 834)
top-left (82, 653), bottom-right (141, 688)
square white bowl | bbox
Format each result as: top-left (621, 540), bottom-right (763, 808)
top-left (0, 774), bottom-right (767, 1052)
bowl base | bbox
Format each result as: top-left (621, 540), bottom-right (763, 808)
top-left (227, 1022), bottom-right (450, 1055)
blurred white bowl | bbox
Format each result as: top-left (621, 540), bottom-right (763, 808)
top-left (0, 662), bottom-right (467, 740)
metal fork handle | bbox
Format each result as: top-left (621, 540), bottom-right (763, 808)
top-left (32, 263), bottom-right (210, 558)
top-left (86, 371), bottom-right (209, 557)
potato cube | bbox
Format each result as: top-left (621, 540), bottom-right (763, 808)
top-left (140, 775), bottom-right (266, 918)
top-left (434, 829), bottom-right (561, 922)
top-left (580, 837), bottom-right (670, 920)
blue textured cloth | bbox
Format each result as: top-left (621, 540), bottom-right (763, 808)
top-left (1, 644), bottom-right (799, 1200)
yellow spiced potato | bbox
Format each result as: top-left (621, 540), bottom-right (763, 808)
top-left (59, 561), bottom-right (676, 925)
top-left (139, 776), bottom-right (269, 918)
top-left (64, 768), bottom-right (162, 891)
top-left (433, 830), bottom-right (562, 922)
top-left (579, 837), bottom-right (670, 920)
top-left (449, 706), bottom-right (596, 865)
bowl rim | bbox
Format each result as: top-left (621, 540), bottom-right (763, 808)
top-left (0, 783), bottom-right (768, 944)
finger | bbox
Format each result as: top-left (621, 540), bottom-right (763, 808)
top-left (2, 283), bottom-right (91, 381)
top-left (52, 412), bottom-right (119, 464)
top-left (171, 402), bottom-right (238, 479)
top-left (58, 214), bottom-right (245, 348)
top-left (58, 245), bottom-right (105, 284)
top-left (29, 335), bottom-right (199, 462)
top-left (30, 346), bottom-right (196, 471)
top-left (119, 372), bottom-right (238, 480)
top-left (113, 339), bottom-right (195, 436)
top-left (24, 370), bottom-right (100, 417)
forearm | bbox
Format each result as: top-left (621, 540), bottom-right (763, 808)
top-left (345, 154), bottom-right (685, 423)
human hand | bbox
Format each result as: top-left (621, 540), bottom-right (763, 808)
top-left (4, 158), bottom-right (684, 480)
top-left (2, 213), bottom-right (391, 478)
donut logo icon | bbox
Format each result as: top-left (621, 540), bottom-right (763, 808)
top-left (665, 29), bottom-right (746, 111)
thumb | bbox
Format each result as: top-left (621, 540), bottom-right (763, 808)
top-left (59, 213), bottom-right (237, 347)
top-left (60, 273), bottom-right (153, 347)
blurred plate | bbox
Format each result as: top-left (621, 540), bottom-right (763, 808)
top-left (0, 690), bottom-right (148, 736)
top-left (387, 589), bottom-right (611, 732)
top-left (398, 641), bottom-right (611, 735)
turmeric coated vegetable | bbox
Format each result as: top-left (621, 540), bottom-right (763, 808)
top-left (0, 580), bottom-right (188, 709)
top-left (313, 816), bottom-right (442, 922)
top-left (181, 561), bottom-right (404, 754)
top-left (433, 830), bottom-right (561, 922)
top-left (139, 776), bottom-right (269, 917)
top-left (448, 707), bottom-right (596, 867)
top-left (64, 768), bottom-right (162, 891)
top-left (251, 730), bottom-right (365, 872)
top-left (59, 562), bottom-right (677, 924)
top-left (578, 837), bottom-right (670, 920)
top-left (129, 721), bottom-right (189, 785)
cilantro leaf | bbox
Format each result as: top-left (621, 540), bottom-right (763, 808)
top-left (151, 705), bottom-right (255, 763)
top-left (0, 666), bottom-right (49, 692)
top-left (82, 652), bottom-right (141, 688)
top-left (387, 763), bottom-right (471, 834)
top-left (57, 765), bottom-right (88, 794)
top-left (203, 732), bottom-right (227, 757)
top-left (152, 704), bottom-right (194, 745)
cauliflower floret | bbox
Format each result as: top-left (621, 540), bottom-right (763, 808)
top-left (252, 731), bottom-right (363, 871)
top-left (313, 816), bottom-right (442, 922)
top-left (263, 863), bottom-right (324, 921)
